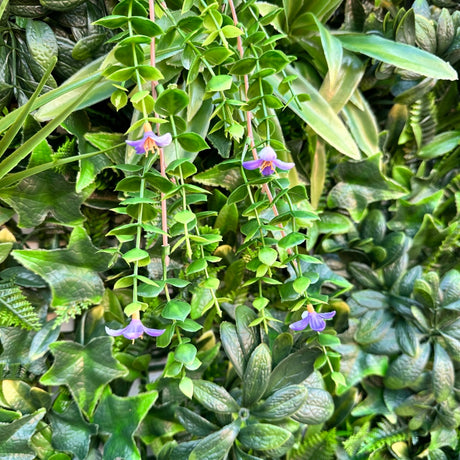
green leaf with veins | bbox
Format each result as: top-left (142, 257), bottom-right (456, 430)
top-left (0, 409), bottom-right (45, 459)
top-left (49, 401), bottom-right (97, 460)
top-left (93, 387), bottom-right (158, 460)
top-left (1, 170), bottom-right (85, 227)
top-left (327, 154), bottom-right (407, 221)
top-left (40, 337), bottom-right (127, 417)
top-left (13, 227), bottom-right (111, 307)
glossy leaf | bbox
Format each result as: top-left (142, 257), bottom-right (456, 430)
top-left (243, 344), bottom-right (272, 407)
top-left (13, 227), bottom-right (111, 307)
top-left (94, 387), bottom-right (158, 460)
top-left (339, 33), bottom-right (457, 80)
top-left (40, 337), bottom-right (127, 417)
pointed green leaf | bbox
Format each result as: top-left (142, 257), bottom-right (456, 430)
top-left (94, 388), bottom-right (158, 460)
top-left (13, 227), bottom-right (111, 307)
top-left (339, 33), bottom-right (457, 80)
top-left (40, 337), bottom-right (128, 417)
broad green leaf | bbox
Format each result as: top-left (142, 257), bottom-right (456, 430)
top-left (243, 344), bottom-right (272, 407)
top-left (193, 380), bottom-right (239, 414)
top-left (49, 401), bottom-right (97, 460)
top-left (1, 380), bottom-right (51, 414)
top-left (327, 154), bottom-right (406, 221)
top-left (206, 75), bottom-right (233, 92)
top-left (342, 94), bottom-right (380, 157)
top-left (338, 33), bottom-right (457, 80)
top-left (189, 420), bottom-right (241, 460)
top-left (13, 227), bottom-right (111, 307)
top-left (384, 342), bottom-right (431, 389)
top-left (268, 65), bottom-right (361, 159)
top-left (238, 423), bottom-right (291, 451)
top-left (235, 305), bottom-right (259, 364)
top-left (253, 385), bottom-right (307, 420)
top-left (220, 322), bottom-right (245, 378)
top-left (155, 88), bottom-right (189, 116)
top-left (1, 171), bottom-right (85, 227)
top-left (332, 338), bottom-right (388, 393)
top-left (418, 131), bottom-right (460, 159)
top-left (0, 409), bottom-right (45, 459)
top-left (40, 337), bottom-right (128, 417)
top-left (266, 347), bottom-right (319, 396)
top-left (176, 407), bottom-right (219, 437)
top-left (311, 14), bottom-right (343, 87)
top-left (26, 19), bottom-right (58, 70)
top-left (162, 300), bottom-right (191, 322)
top-left (176, 132), bottom-right (209, 152)
top-left (94, 387), bottom-right (158, 460)
top-left (292, 385), bottom-right (334, 425)
top-left (432, 343), bottom-right (454, 403)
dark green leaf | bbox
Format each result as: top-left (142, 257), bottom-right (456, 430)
top-left (13, 227), bottom-right (111, 307)
top-left (40, 337), bottom-right (127, 417)
top-left (243, 344), bottom-right (272, 407)
top-left (432, 343), bottom-right (454, 403)
top-left (193, 380), bottom-right (239, 414)
top-left (189, 420), bottom-right (241, 460)
top-left (220, 322), bottom-right (245, 378)
top-left (253, 385), bottom-right (307, 420)
top-left (384, 342), bottom-right (431, 389)
top-left (94, 387), bottom-right (158, 460)
top-left (238, 423), bottom-right (291, 451)
top-left (266, 347), bottom-right (319, 396)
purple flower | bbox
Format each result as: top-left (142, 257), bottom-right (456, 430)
top-left (242, 146), bottom-right (295, 176)
top-left (126, 131), bottom-right (172, 155)
top-left (289, 309), bottom-right (336, 332)
top-left (105, 318), bottom-right (165, 340)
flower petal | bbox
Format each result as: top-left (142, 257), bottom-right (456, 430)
top-left (319, 311), bottom-right (336, 320)
top-left (258, 146), bottom-right (277, 161)
top-left (289, 315), bottom-right (311, 331)
top-left (105, 325), bottom-right (128, 337)
top-left (273, 158), bottom-right (295, 171)
top-left (308, 312), bottom-right (326, 331)
top-left (143, 326), bottom-right (166, 337)
top-left (261, 163), bottom-right (275, 176)
top-left (242, 159), bottom-right (264, 170)
top-left (126, 139), bottom-right (146, 155)
top-left (122, 320), bottom-right (145, 340)
top-left (152, 132), bottom-right (172, 147)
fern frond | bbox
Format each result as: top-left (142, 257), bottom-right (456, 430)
top-left (54, 301), bottom-right (91, 326)
top-left (357, 420), bottom-right (407, 455)
top-left (343, 421), bottom-right (371, 456)
top-left (289, 429), bottom-right (337, 460)
top-left (0, 279), bottom-right (40, 330)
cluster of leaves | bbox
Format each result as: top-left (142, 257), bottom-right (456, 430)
top-left (0, 0), bottom-right (459, 459)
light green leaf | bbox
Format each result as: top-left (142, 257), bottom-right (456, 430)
top-left (268, 65), bottom-right (361, 159)
top-left (338, 33), bottom-right (457, 80)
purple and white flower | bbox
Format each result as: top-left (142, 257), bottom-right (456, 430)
top-left (289, 309), bottom-right (336, 332)
top-left (242, 146), bottom-right (294, 176)
top-left (105, 318), bottom-right (165, 340)
top-left (126, 131), bottom-right (172, 155)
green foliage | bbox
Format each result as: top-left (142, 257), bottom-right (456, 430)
top-left (0, 0), bottom-right (459, 457)
top-left (0, 278), bottom-right (40, 330)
